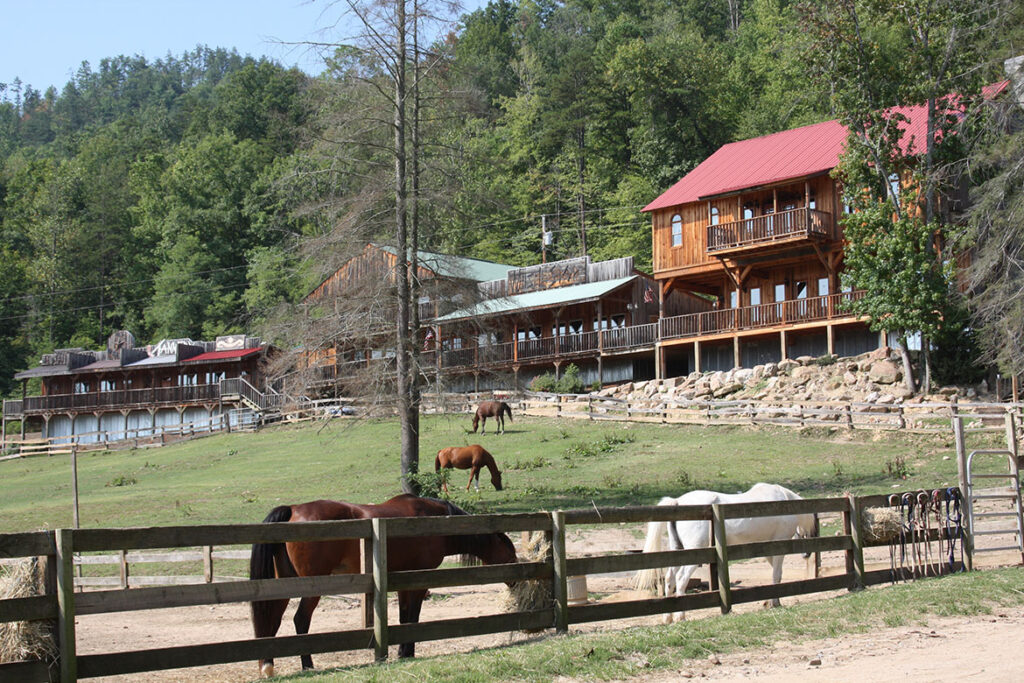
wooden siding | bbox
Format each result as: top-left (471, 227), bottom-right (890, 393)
top-left (653, 174), bottom-right (841, 279)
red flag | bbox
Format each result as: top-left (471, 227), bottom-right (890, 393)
top-left (643, 286), bottom-right (654, 304)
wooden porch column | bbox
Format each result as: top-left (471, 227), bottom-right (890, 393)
top-left (733, 336), bottom-right (740, 369)
top-left (597, 300), bottom-right (604, 386)
top-left (780, 330), bottom-right (788, 361)
top-left (655, 343), bottom-right (663, 380)
top-left (435, 325), bottom-right (442, 374)
top-left (513, 323), bottom-right (519, 364)
top-left (827, 324), bottom-right (835, 357)
top-left (694, 340), bottom-right (702, 374)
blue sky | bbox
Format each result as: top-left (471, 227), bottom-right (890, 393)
top-left (1, 0), bottom-right (483, 94)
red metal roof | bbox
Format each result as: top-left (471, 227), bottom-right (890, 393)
top-left (183, 347), bottom-right (264, 363)
top-left (643, 81), bottom-right (1009, 212)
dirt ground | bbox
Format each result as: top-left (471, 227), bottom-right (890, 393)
top-left (75, 522), bottom-right (1024, 683)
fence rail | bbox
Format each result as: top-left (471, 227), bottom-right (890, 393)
top-left (511, 392), bottom-right (1023, 435)
top-left (0, 493), bottom-right (972, 681)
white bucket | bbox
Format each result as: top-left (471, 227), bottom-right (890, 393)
top-left (567, 575), bottom-right (588, 605)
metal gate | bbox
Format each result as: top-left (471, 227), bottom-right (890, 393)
top-left (953, 415), bottom-right (1024, 567)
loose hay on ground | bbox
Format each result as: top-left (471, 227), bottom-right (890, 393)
top-left (504, 532), bottom-right (553, 631)
top-left (0, 558), bottom-right (56, 665)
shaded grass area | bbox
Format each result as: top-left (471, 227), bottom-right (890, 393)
top-left (0, 415), bottom-right (1005, 534)
top-left (282, 567), bottom-right (1024, 682)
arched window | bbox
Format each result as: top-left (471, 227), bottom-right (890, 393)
top-left (710, 206), bottom-right (720, 226)
top-left (671, 214), bottom-right (682, 247)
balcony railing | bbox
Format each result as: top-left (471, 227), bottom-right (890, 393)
top-left (659, 290), bottom-right (863, 342)
top-left (707, 207), bottom-right (832, 253)
top-left (18, 384), bottom-right (222, 414)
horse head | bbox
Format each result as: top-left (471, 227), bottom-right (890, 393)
top-left (491, 469), bottom-right (503, 491)
top-left (471, 414), bottom-right (480, 432)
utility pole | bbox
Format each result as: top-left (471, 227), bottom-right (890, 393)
top-left (542, 215), bottom-right (552, 263)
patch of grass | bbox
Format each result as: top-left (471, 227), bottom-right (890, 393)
top-left (0, 414), bottom-right (996, 532)
top-left (105, 474), bottom-right (136, 487)
top-left (282, 568), bottom-right (1024, 682)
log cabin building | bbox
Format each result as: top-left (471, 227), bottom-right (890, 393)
top-left (300, 244), bottom-right (702, 393)
top-left (644, 118), bottom-right (877, 376)
top-left (2, 330), bottom-right (275, 445)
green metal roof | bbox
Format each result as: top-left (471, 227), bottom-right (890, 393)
top-left (377, 246), bottom-right (515, 283)
top-left (434, 276), bottom-right (637, 323)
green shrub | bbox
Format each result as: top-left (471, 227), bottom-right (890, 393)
top-left (528, 363), bottom-right (585, 394)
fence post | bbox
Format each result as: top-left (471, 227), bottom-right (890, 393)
top-left (952, 416), bottom-right (974, 571)
top-left (361, 536), bottom-right (374, 629)
top-left (203, 545), bottom-right (213, 583)
top-left (587, 395), bottom-right (593, 421)
top-left (56, 528), bottom-right (77, 683)
top-left (372, 518), bottom-right (389, 661)
top-left (551, 510), bottom-right (569, 633)
top-left (845, 494), bottom-right (865, 591)
top-left (845, 403), bottom-right (853, 429)
top-left (710, 504), bottom-right (731, 614)
top-left (120, 549), bottom-right (129, 589)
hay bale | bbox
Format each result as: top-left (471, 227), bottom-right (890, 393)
top-left (0, 558), bottom-right (56, 665)
top-left (503, 532), bottom-right (553, 632)
top-left (861, 507), bottom-right (902, 543)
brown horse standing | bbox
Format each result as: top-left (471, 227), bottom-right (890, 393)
top-left (249, 494), bottom-right (517, 675)
top-left (472, 400), bottom-right (513, 434)
top-left (435, 444), bottom-right (503, 492)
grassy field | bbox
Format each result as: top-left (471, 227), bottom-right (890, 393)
top-left (0, 413), bottom-right (1004, 533)
top-left (282, 567), bottom-right (1024, 682)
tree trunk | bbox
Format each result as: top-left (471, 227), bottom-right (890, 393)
top-left (896, 334), bottom-right (917, 394)
top-left (393, 0), bottom-right (418, 495)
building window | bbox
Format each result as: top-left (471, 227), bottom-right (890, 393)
top-left (671, 214), bottom-right (682, 247)
top-left (99, 379), bottom-right (116, 392)
top-left (888, 173), bottom-right (900, 202)
top-left (710, 206), bottom-right (720, 226)
top-left (774, 283), bottom-right (786, 302)
top-left (750, 287), bottom-right (761, 306)
top-left (204, 371), bottom-right (225, 384)
top-left (729, 290), bottom-right (738, 308)
top-left (808, 193), bottom-right (817, 210)
top-left (743, 206), bottom-right (754, 220)
top-left (73, 381), bottom-right (90, 394)
top-left (818, 277), bottom-right (829, 297)
top-left (178, 373), bottom-right (198, 387)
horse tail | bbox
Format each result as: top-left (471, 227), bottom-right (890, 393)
top-left (502, 402), bottom-right (513, 422)
top-left (250, 505), bottom-right (293, 638)
top-left (632, 519), bottom-right (669, 592)
top-left (435, 452), bottom-right (442, 472)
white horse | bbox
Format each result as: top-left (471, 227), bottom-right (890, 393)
top-left (633, 483), bottom-right (817, 623)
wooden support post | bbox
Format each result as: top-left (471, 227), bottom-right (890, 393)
top-left (733, 336), bottom-right (740, 369)
top-left (952, 416), bottom-right (974, 571)
top-left (56, 529), bottom-right (77, 683)
top-left (826, 324), bottom-right (834, 357)
top-left (203, 545), bottom-right (213, 583)
top-left (120, 549), bottom-right (129, 589)
top-left (70, 447), bottom-right (80, 530)
top-left (551, 511), bottom-right (568, 633)
top-left (694, 340), bottom-right (701, 374)
top-left (362, 537), bottom-right (374, 628)
top-left (711, 504), bottom-right (731, 614)
top-left (846, 494), bottom-right (865, 591)
top-left (780, 329), bottom-right (787, 361)
top-left (372, 518), bottom-right (389, 661)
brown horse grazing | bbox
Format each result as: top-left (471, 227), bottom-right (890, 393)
top-left (435, 444), bottom-right (503, 492)
top-left (472, 400), bottom-right (513, 434)
top-left (249, 494), bottom-right (517, 675)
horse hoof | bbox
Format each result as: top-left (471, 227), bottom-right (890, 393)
top-left (260, 662), bottom-right (275, 678)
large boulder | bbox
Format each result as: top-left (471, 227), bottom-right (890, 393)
top-left (868, 360), bottom-right (900, 385)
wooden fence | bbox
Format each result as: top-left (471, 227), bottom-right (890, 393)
top-left (0, 492), bottom-right (970, 682)
top-left (506, 392), bottom-right (1023, 436)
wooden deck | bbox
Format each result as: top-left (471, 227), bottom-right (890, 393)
top-left (706, 207), bottom-right (832, 255)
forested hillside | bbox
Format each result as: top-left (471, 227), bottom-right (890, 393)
top-left (1, 0), bottom-right (1022, 396)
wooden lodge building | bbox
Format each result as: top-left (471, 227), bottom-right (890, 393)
top-left (300, 244), bottom-right (702, 392)
top-left (2, 331), bottom-right (275, 445)
top-left (644, 118), bottom-right (878, 377)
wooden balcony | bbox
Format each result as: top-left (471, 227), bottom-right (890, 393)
top-left (659, 291), bottom-right (864, 341)
top-left (706, 207), bottom-right (832, 255)
top-left (295, 292), bottom-right (864, 384)
top-left (8, 384), bottom-right (224, 416)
